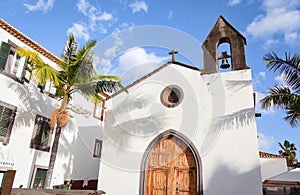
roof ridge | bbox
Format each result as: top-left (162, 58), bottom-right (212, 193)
top-left (259, 151), bottom-right (287, 159)
top-left (108, 61), bottom-right (202, 100)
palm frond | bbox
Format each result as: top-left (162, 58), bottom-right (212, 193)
top-left (75, 40), bottom-right (97, 64)
top-left (73, 54), bottom-right (96, 84)
top-left (34, 64), bottom-right (60, 86)
top-left (60, 34), bottom-right (77, 69)
top-left (95, 75), bottom-right (122, 82)
top-left (17, 48), bottom-right (44, 67)
top-left (64, 39), bottom-right (97, 86)
top-left (17, 48), bottom-right (60, 86)
top-left (260, 85), bottom-right (295, 109)
top-left (263, 52), bottom-right (300, 91)
top-left (283, 102), bottom-right (300, 128)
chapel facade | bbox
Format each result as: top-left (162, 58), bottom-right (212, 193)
top-left (98, 16), bottom-right (262, 195)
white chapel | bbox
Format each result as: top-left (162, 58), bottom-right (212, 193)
top-left (98, 16), bottom-right (263, 195)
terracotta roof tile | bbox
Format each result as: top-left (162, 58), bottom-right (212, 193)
top-left (0, 18), bottom-right (60, 63)
top-left (259, 151), bottom-right (287, 159)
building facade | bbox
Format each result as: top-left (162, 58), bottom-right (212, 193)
top-left (98, 16), bottom-right (263, 194)
top-left (0, 19), bottom-right (101, 189)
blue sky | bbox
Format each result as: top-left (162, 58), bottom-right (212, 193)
top-left (1, 0), bottom-right (300, 157)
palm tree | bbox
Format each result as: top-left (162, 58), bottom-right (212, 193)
top-left (260, 52), bottom-right (300, 127)
top-left (278, 140), bottom-right (297, 163)
top-left (18, 34), bottom-right (122, 188)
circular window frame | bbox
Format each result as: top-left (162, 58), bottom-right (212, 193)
top-left (160, 85), bottom-right (183, 108)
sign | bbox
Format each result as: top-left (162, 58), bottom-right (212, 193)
top-left (0, 160), bottom-right (15, 167)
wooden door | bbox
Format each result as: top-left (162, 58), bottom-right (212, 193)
top-left (146, 136), bottom-right (197, 195)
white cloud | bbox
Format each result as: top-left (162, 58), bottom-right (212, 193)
top-left (246, 0), bottom-right (300, 47)
top-left (228, 0), bottom-right (242, 6)
top-left (259, 71), bottom-right (266, 78)
top-left (74, 0), bottom-right (114, 37)
top-left (118, 47), bottom-right (167, 69)
top-left (76, 0), bottom-right (90, 15)
top-left (129, 1), bottom-right (148, 13)
top-left (113, 22), bottom-right (136, 34)
top-left (114, 47), bottom-right (169, 84)
top-left (97, 11), bottom-right (113, 21)
top-left (258, 132), bottom-right (275, 150)
top-left (263, 39), bottom-right (279, 50)
top-left (24, 0), bottom-right (54, 13)
top-left (67, 23), bottom-right (90, 41)
top-left (167, 10), bottom-right (173, 20)
top-left (95, 34), bottom-right (124, 74)
top-left (284, 32), bottom-right (300, 46)
top-left (253, 72), bottom-right (266, 88)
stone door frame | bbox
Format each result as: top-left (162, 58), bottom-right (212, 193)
top-left (139, 129), bottom-right (203, 195)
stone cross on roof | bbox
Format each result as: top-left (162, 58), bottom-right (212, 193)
top-left (168, 49), bottom-right (178, 62)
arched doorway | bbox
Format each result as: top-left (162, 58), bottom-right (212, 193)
top-left (140, 131), bottom-right (202, 195)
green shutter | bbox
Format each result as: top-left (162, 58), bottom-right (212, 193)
top-left (0, 42), bottom-right (11, 70)
top-left (0, 171), bottom-right (6, 188)
top-left (41, 122), bottom-right (50, 147)
top-left (0, 106), bottom-right (13, 137)
top-left (33, 168), bottom-right (47, 189)
top-left (34, 118), bottom-right (50, 148)
top-left (34, 122), bottom-right (43, 146)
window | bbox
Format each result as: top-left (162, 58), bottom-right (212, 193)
top-left (0, 170), bottom-right (6, 188)
top-left (30, 115), bottom-right (52, 152)
top-left (0, 41), bottom-right (30, 82)
top-left (0, 101), bottom-right (17, 145)
top-left (160, 85), bottom-right (183, 108)
top-left (30, 167), bottom-right (47, 189)
top-left (93, 139), bottom-right (102, 158)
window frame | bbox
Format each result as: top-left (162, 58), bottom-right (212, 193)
top-left (93, 139), bottom-right (103, 158)
top-left (0, 100), bottom-right (17, 145)
top-left (0, 41), bottom-right (29, 84)
top-left (30, 114), bottom-right (52, 152)
top-left (30, 165), bottom-right (48, 189)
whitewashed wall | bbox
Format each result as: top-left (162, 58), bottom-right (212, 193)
top-left (260, 158), bottom-right (288, 181)
top-left (50, 94), bottom-right (102, 187)
top-left (0, 28), bottom-right (101, 188)
top-left (0, 74), bottom-right (56, 187)
top-left (99, 64), bottom-right (262, 195)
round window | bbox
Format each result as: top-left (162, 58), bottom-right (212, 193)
top-left (160, 85), bottom-right (183, 108)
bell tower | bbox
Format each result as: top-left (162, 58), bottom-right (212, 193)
top-left (202, 15), bottom-right (249, 73)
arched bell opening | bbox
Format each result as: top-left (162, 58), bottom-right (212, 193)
top-left (202, 16), bottom-right (249, 74)
top-left (217, 40), bottom-right (232, 72)
top-left (139, 130), bottom-right (203, 195)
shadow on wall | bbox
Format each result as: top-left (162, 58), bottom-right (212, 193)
top-left (55, 121), bottom-right (101, 185)
top-left (104, 95), bottom-right (168, 149)
top-left (8, 82), bottom-right (56, 127)
top-left (205, 163), bottom-right (262, 195)
top-left (225, 79), bottom-right (252, 92)
top-left (200, 106), bottom-right (256, 155)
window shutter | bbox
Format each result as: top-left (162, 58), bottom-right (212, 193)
top-left (41, 122), bottom-right (50, 147)
top-left (0, 106), bottom-right (13, 137)
top-left (32, 116), bottom-right (50, 149)
top-left (0, 42), bottom-right (11, 70)
top-left (34, 122), bottom-right (43, 146)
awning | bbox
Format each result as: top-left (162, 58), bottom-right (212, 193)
top-left (263, 168), bottom-right (300, 188)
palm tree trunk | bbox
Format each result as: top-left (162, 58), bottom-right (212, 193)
top-left (44, 126), bottom-right (62, 189)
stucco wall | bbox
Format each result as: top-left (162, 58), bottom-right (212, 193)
top-left (99, 64), bottom-right (262, 195)
top-left (0, 28), bottom-right (101, 188)
top-left (260, 158), bottom-right (288, 181)
top-left (0, 75), bottom-right (102, 188)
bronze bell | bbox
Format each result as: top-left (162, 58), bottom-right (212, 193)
top-left (220, 58), bottom-right (230, 69)
top-left (218, 51), bottom-right (231, 69)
